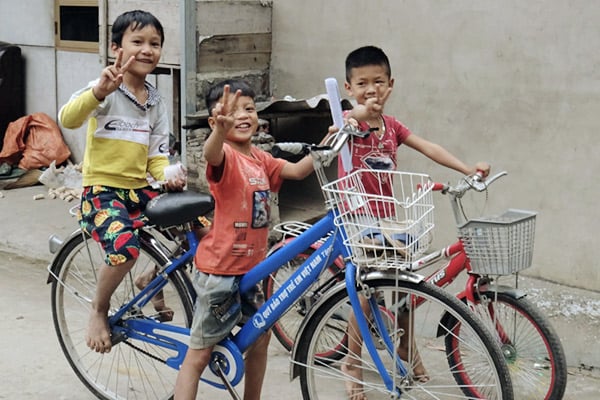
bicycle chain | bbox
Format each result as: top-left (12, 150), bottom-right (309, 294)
top-left (122, 338), bottom-right (167, 364)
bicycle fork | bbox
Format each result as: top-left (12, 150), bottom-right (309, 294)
top-left (345, 263), bottom-right (409, 397)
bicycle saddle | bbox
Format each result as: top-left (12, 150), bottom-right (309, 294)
top-left (146, 190), bottom-right (214, 227)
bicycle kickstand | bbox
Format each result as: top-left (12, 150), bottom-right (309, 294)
top-left (212, 357), bottom-right (242, 400)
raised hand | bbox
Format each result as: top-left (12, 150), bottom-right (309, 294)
top-left (347, 86), bottom-right (392, 122)
top-left (211, 84), bottom-right (242, 135)
top-left (366, 86), bottom-right (392, 115)
top-left (92, 49), bottom-right (135, 101)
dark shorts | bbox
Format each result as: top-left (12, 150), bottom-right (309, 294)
top-left (189, 270), bottom-right (264, 349)
top-left (79, 185), bottom-right (161, 266)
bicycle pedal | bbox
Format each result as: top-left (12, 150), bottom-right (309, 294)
top-left (110, 331), bottom-right (127, 346)
top-left (212, 358), bottom-right (242, 400)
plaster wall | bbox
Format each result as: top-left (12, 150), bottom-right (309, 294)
top-left (269, 0), bottom-right (600, 290)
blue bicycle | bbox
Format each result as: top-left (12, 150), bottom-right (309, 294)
top-left (47, 126), bottom-right (513, 399)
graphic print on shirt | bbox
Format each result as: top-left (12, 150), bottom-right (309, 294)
top-left (351, 137), bottom-right (397, 198)
top-left (231, 222), bottom-right (251, 257)
top-left (94, 115), bottom-right (151, 145)
top-left (356, 136), bottom-right (397, 179)
top-left (252, 190), bottom-right (271, 229)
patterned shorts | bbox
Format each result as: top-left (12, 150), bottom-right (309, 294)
top-left (79, 185), bottom-right (161, 266)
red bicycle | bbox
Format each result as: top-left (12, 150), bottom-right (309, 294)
top-left (265, 170), bottom-right (567, 400)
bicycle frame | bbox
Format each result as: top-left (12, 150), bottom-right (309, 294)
top-left (417, 240), bottom-right (520, 301)
top-left (97, 207), bottom-right (411, 393)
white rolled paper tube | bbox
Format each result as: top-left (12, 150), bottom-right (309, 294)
top-left (325, 77), bottom-right (352, 172)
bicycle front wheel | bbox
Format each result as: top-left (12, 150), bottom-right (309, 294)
top-left (296, 277), bottom-right (513, 400)
top-left (49, 231), bottom-right (194, 400)
top-left (465, 290), bottom-right (567, 400)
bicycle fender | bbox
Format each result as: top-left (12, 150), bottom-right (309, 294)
top-left (456, 284), bottom-right (528, 303)
top-left (46, 229), bottom-right (85, 284)
top-left (437, 285), bottom-right (527, 337)
top-left (485, 284), bottom-right (527, 300)
top-left (289, 269), bottom-right (423, 380)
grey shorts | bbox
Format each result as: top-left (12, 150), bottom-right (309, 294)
top-left (189, 270), bottom-right (264, 350)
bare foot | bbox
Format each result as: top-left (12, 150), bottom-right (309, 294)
top-left (135, 265), bottom-right (174, 322)
top-left (341, 359), bottom-right (369, 400)
top-left (86, 310), bottom-right (112, 353)
top-left (148, 293), bottom-right (174, 322)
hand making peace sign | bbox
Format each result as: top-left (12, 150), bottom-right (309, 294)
top-left (92, 49), bottom-right (136, 101)
top-left (350, 86), bottom-right (393, 122)
top-left (211, 84), bottom-right (242, 136)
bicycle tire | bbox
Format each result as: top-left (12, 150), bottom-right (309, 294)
top-left (463, 290), bottom-right (567, 400)
top-left (263, 250), bottom-right (344, 355)
top-left (296, 277), bottom-right (514, 400)
top-left (50, 230), bottom-right (194, 400)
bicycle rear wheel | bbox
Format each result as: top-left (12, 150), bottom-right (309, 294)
top-left (49, 230), bottom-right (194, 400)
top-left (465, 290), bottom-right (567, 400)
top-left (296, 277), bottom-right (513, 399)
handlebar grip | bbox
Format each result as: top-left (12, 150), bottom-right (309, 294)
top-left (431, 182), bottom-right (446, 191)
top-left (418, 182), bottom-right (446, 192)
top-left (272, 142), bottom-right (306, 156)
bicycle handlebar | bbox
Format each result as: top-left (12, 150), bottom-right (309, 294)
top-left (434, 170), bottom-right (508, 197)
top-left (272, 124), bottom-right (370, 164)
top-left (272, 142), bottom-right (310, 156)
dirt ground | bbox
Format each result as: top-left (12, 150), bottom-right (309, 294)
top-left (2, 250), bottom-right (600, 399)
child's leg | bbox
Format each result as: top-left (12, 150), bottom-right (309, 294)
top-left (82, 186), bottom-right (161, 353)
top-left (396, 311), bottom-right (429, 381)
top-left (134, 264), bottom-right (174, 321)
top-left (341, 295), bottom-right (371, 400)
top-left (243, 330), bottom-right (271, 400)
top-left (174, 346), bottom-right (213, 400)
top-left (87, 259), bottom-right (135, 353)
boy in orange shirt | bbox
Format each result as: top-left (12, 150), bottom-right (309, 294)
top-left (174, 79), bottom-right (330, 400)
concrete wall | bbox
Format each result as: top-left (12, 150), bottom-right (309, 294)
top-left (269, 1), bottom-right (600, 291)
top-left (1, 0), bottom-right (598, 291)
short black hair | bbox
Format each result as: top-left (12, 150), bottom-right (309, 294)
top-left (111, 10), bottom-right (165, 47)
top-left (205, 79), bottom-right (256, 115)
top-left (345, 45), bottom-right (391, 82)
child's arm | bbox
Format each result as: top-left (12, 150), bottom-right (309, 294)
top-left (404, 134), bottom-right (490, 177)
top-left (203, 86), bottom-right (242, 167)
top-left (59, 88), bottom-right (102, 129)
top-left (279, 156), bottom-right (314, 180)
top-left (59, 49), bottom-right (135, 129)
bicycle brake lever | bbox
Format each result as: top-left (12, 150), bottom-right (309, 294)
top-left (468, 174), bottom-right (488, 192)
top-left (355, 128), bottom-right (372, 138)
top-left (339, 124), bottom-right (371, 138)
top-left (466, 171), bottom-right (508, 192)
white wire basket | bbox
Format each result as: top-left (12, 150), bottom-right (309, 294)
top-left (459, 209), bottom-right (537, 275)
top-left (321, 169), bottom-right (435, 269)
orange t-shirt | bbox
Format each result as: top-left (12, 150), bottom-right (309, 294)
top-left (194, 143), bottom-right (286, 275)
